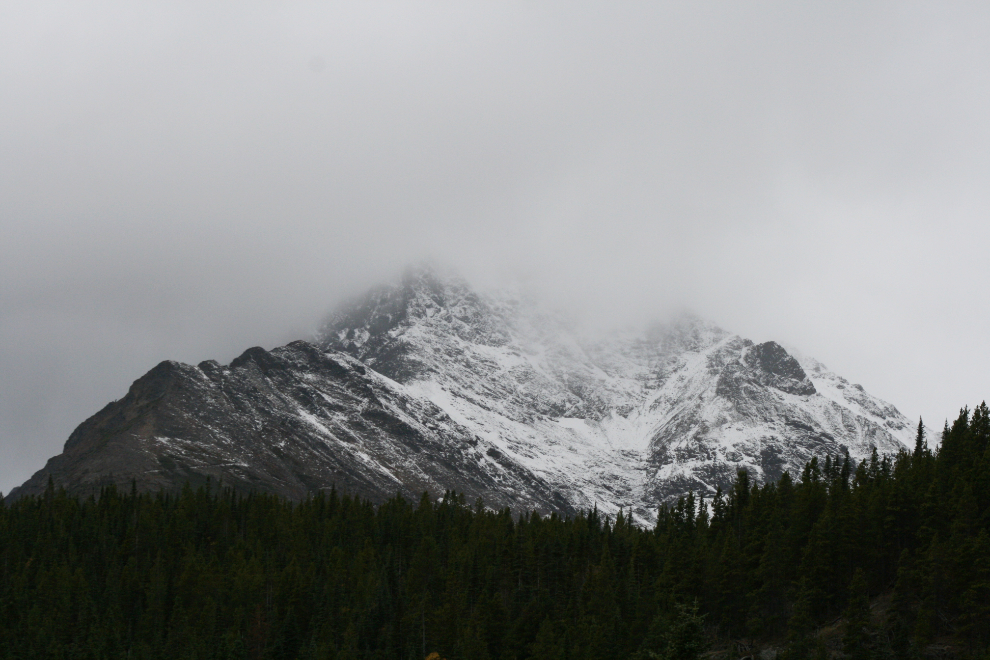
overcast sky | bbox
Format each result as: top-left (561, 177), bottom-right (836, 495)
top-left (2, 2), bottom-right (989, 494)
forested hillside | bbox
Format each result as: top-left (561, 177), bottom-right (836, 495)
top-left (1, 403), bottom-right (988, 659)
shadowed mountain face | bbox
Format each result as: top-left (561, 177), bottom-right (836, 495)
top-left (10, 341), bottom-right (575, 515)
top-left (11, 268), bottom-right (912, 523)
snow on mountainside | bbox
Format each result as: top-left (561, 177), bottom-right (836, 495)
top-left (318, 267), bottom-right (913, 524)
top-left (11, 266), bottom-right (912, 525)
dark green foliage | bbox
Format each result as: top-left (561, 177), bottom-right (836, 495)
top-left (638, 600), bottom-right (705, 660)
top-left (842, 569), bottom-right (871, 660)
top-left (2, 402), bottom-right (990, 658)
top-left (915, 417), bottom-right (928, 458)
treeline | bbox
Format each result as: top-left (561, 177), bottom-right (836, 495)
top-left (1, 404), bottom-right (989, 659)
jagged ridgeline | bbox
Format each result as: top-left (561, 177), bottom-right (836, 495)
top-left (11, 267), bottom-right (912, 523)
top-left (1, 404), bottom-right (988, 659)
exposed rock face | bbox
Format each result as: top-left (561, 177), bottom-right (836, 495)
top-left (744, 341), bottom-right (817, 396)
top-left (11, 340), bottom-right (574, 514)
top-left (11, 267), bottom-right (912, 524)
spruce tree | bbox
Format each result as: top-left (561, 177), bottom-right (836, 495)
top-left (842, 568), bottom-right (871, 660)
top-left (914, 417), bottom-right (927, 458)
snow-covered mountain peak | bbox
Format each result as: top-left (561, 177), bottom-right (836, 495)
top-left (15, 268), bottom-right (912, 527)
top-left (314, 271), bottom-right (912, 523)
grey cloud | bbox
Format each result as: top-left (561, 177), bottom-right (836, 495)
top-left (2, 2), bottom-right (989, 492)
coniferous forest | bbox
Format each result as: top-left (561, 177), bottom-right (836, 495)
top-left (1, 403), bottom-right (989, 659)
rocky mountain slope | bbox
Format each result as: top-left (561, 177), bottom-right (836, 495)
top-left (10, 267), bottom-right (912, 523)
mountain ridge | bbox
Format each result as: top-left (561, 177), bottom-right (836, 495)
top-left (9, 267), bottom-right (911, 523)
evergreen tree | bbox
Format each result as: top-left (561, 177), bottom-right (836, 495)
top-left (842, 568), bottom-right (871, 660)
top-left (914, 417), bottom-right (927, 458)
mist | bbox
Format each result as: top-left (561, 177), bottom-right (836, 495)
top-left (2, 2), bottom-right (989, 494)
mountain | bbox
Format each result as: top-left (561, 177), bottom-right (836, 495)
top-left (9, 267), bottom-right (912, 523)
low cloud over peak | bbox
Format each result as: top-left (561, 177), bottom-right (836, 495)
top-left (2, 2), bottom-right (989, 493)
